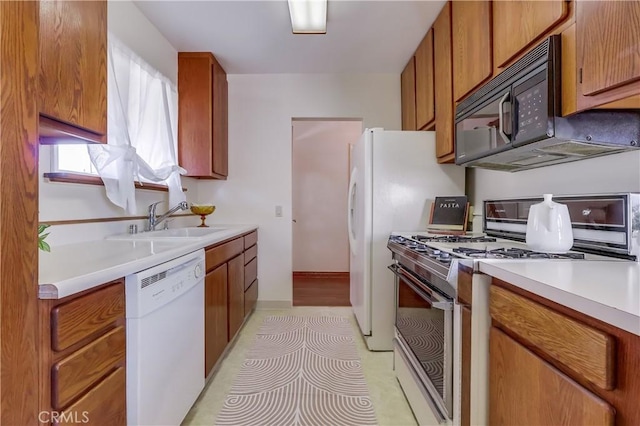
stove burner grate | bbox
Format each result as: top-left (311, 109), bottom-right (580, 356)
top-left (412, 235), bottom-right (497, 243)
top-left (452, 247), bottom-right (585, 260)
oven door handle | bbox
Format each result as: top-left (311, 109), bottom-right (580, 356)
top-left (388, 264), bottom-right (453, 311)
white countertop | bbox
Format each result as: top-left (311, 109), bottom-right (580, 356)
top-left (39, 225), bottom-right (257, 299)
top-left (478, 260), bottom-right (640, 336)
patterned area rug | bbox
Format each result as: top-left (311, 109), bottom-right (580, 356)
top-left (215, 316), bottom-right (378, 426)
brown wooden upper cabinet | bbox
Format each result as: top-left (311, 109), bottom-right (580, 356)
top-left (178, 52), bottom-right (229, 179)
top-left (452, 0), bottom-right (493, 102)
top-left (433, 2), bottom-right (455, 162)
top-left (576, 0), bottom-right (640, 111)
top-left (493, 0), bottom-right (569, 69)
top-left (415, 29), bottom-right (435, 130)
top-left (401, 57), bottom-right (417, 131)
top-left (39, 0), bottom-right (107, 143)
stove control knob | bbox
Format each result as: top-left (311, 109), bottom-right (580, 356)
top-left (440, 252), bottom-right (450, 259)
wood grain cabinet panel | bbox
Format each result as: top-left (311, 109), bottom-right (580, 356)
top-left (244, 280), bottom-right (258, 317)
top-left (205, 264), bottom-right (228, 377)
top-left (452, 0), bottom-right (493, 102)
top-left (433, 2), bottom-right (455, 163)
top-left (54, 367), bottom-right (126, 426)
top-left (576, 0), bottom-right (640, 109)
top-left (243, 231), bottom-right (258, 250)
top-left (51, 326), bottom-right (125, 410)
top-left (178, 52), bottom-right (228, 179)
top-left (244, 257), bottom-right (258, 291)
top-left (39, 0), bottom-right (107, 141)
top-left (227, 254), bottom-right (245, 341)
top-left (40, 281), bottom-right (126, 426)
top-left (493, 0), bottom-right (568, 69)
top-left (457, 266), bottom-right (472, 306)
top-left (244, 244), bottom-right (257, 265)
top-left (51, 283), bottom-right (124, 352)
top-left (212, 58), bottom-right (228, 177)
top-left (205, 238), bottom-right (243, 272)
top-left (490, 285), bottom-right (615, 390)
top-left (490, 327), bottom-right (614, 426)
top-left (401, 57), bottom-right (417, 131)
top-left (561, 24), bottom-right (578, 117)
top-left (415, 29), bottom-right (435, 130)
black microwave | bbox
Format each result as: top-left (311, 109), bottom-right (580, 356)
top-left (454, 35), bottom-right (640, 172)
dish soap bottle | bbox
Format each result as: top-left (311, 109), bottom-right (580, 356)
top-left (526, 194), bottom-right (574, 253)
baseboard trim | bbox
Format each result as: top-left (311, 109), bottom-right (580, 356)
top-left (292, 271), bottom-right (349, 279)
top-left (256, 300), bottom-right (293, 310)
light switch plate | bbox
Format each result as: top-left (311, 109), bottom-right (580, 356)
top-left (275, 205), bottom-right (283, 217)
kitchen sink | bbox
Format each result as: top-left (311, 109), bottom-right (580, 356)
top-left (141, 227), bottom-right (225, 238)
top-left (108, 227), bottom-right (226, 241)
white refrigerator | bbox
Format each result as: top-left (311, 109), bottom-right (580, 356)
top-left (348, 128), bottom-right (465, 351)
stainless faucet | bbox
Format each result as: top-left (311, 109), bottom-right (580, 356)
top-left (147, 201), bottom-right (189, 231)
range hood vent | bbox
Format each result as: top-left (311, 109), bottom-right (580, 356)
top-left (463, 110), bottom-right (640, 172)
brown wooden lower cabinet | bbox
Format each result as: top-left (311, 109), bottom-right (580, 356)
top-left (227, 253), bottom-right (245, 341)
top-left (245, 279), bottom-right (258, 316)
top-left (490, 327), bottom-right (614, 425)
top-left (39, 280), bottom-right (126, 426)
top-left (243, 240), bottom-right (258, 317)
top-left (52, 326), bottom-right (125, 409)
top-left (205, 263), bottom-right (228, 377)
top-left (204, 230), bottom-right (258, 377)
top-left (55, 368), bottom-right (126, 426)
top-left (490, 279), bottom-right (640, 425)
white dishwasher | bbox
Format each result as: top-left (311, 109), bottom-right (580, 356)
top-left (126, 249), bottom-right (205, 426)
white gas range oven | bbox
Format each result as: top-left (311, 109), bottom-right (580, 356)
top-left (387, 193), bottom-right (639, 425)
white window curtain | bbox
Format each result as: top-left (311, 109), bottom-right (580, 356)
top-left (88, 34), bottom-right (186, 214)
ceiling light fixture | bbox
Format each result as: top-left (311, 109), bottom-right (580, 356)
top-left (287, 0), bottom-right (327, 34)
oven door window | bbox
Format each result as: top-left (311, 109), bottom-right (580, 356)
top-left (396, 275), bottom-right (446, 398)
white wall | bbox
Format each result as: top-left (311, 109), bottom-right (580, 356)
top-left (469, 150), bottom-right (640, 208)
top-left (39, 0), bottom-right (199, 246)
top-left (292, 119), bottom-right (363, 272)
top-left (199, 73), bottom-right (401, 305)
top-left (107, 1), bottom-right (178, 84)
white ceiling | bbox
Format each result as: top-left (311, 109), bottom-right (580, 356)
top-left (134, 0), bottom-right (447, 74)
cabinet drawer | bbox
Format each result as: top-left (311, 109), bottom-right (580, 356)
top-left (244, 280), bottom-right (258, 316)
top-left (52, 326), bottom-right (125, 410)
top-left (244, 258), bottom-right (257, 291)
top-left (490, 285), bottom-right (615, 390)
top-left (243, 231), bottom-right (257, 250)
top-left (51, 282), bottom-right (124, 352)
top-left (244, 244), bottom-right (257, 265)
top-left (54, 367), bottom-right (126, 426)
top-left (490, 327), bottom-right (614, 425)
top-left (206, 237), bottom-right (243, 271)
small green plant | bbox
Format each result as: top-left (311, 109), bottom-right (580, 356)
top-left (38, 224), bottom-right (51, 252)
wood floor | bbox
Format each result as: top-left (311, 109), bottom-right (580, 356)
top-left (292, 272), bottom-right (350, 306)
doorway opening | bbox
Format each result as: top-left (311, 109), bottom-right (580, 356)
top-left (291, 118), bottom-right (363, 306)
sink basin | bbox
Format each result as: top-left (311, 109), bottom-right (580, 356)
top-left (108, 227), bottom-right (226, 241)
top-left (143, 227), bottom-right (225, 238)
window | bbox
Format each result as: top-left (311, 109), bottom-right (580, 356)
top-left (53, 145), bottom-right (98, 175)
top-left (50, 34), bottom-right (185, 214)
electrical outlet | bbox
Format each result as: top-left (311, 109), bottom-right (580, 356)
top-left (275, 205), bottom-right (283, 217)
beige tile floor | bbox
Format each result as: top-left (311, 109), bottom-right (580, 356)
top-left (183, 307), bottom-right (418, 426)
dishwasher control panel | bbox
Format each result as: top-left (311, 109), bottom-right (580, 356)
top-left (125, 249), bottom-right (205, 318)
